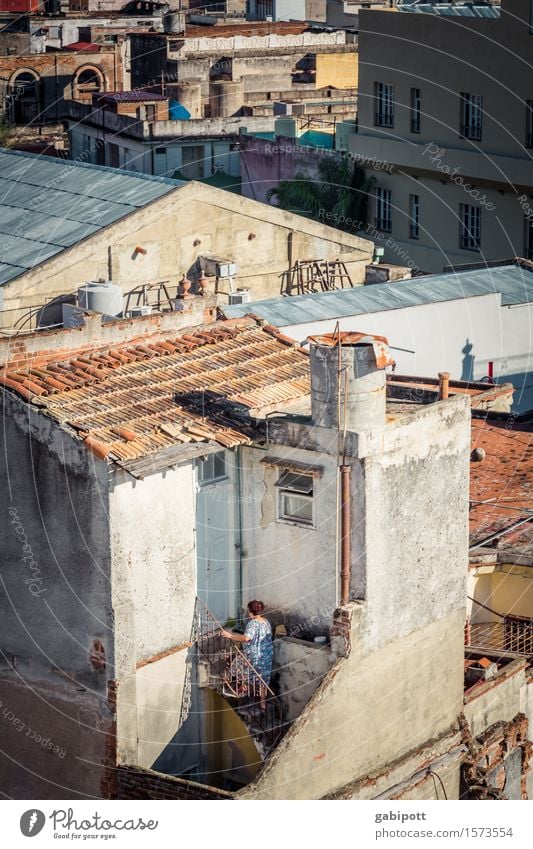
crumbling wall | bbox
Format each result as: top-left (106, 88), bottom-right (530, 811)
top-left (116, 765), bottom-right (233, 799)
top-left (0, 391), bottom-right (115, 798)
top-left (461, 714), bottom-right (531, 800)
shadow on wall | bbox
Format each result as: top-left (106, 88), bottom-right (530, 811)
top-left (461, 338), bottom-right (475, 382)
top-left (152, 687), bottom-right (262, 790)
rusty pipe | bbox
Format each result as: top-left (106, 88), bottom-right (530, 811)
top-left (438, 371), bottom-right (450, 400)
top-left (340, 464), bottom-right (351, 606)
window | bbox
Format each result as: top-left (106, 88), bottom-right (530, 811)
top-left (524, 215), bottom-right (533, 260)
top-left (410, 87), bottom-right (421, 134)
top-left (276, 471), bottom-right (314, 526)
top-left (460, 93), bottom-right (483, 141)
top-left (375, 187), bottom-right (392, 232)
top-left (409, 194), bottom-right (419, 239)
top-left (526, 101), bottom-right (533, 148)
top-left (199, 451), bottom-right (226, 485)
top-left (374, 82), bottom-right (394, 128)
top-left (459, 204), bottom-right (481, 251)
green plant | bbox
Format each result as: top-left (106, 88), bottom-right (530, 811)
top-left (266, 156), bottom-right (376, 233)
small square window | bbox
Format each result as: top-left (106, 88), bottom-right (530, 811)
top-left (199, 451), bottom-right (226, 485)
top-left (276, 471), bottom-right (314, 526)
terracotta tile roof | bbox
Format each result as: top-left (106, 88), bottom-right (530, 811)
top-left (1, 318), bottom-right (309, 467)
top-left (470, 416), bottom-right (533, 556)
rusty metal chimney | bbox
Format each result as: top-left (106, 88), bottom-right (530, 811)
top-left (308, 332), bottom-right (395, 432)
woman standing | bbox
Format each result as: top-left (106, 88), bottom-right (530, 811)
top-left (222, 600), bottom-right (273, 709)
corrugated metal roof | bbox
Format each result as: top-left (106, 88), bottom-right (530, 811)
top-left (398, 3), bottom-right (500, 18)
top-left (0, 150), bottom-right (182, 287)
top-left (224, 265), bottom-right (533, 326)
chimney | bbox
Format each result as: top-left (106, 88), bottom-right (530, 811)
top-left (308, 332), bottom-right (395, 432)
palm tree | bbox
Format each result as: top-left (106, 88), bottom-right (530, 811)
top-left (266, 156), bottom-right (376, 233)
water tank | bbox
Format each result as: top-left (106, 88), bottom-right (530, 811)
top-left (163, 11), bottom-right (186, 34)
top-left (78, 281), bottom-right (123, 317)
top-left (167, 83), bottom-right (202, 119)
top-left (309, 332), bottom-right (394, 432)
top-left (209, 80), bottom-right (243, 119)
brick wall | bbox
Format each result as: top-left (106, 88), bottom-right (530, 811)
top-left (116, 765), bottom-right (234, 800)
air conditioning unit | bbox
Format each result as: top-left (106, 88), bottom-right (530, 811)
top-left (200, 256), bottom-right (238, 278)
top-left (228, 289), bottom-right (251, 305)
top-left (128, 306), bottom-right (153, 317)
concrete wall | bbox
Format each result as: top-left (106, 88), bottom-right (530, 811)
top-left (236, 392), bottom-right (470, 798)
top-left (0, 181), bottom-right (373, 322)
top-left (0, 391), bottom-right (114, 798)
top-left (241, 442), bottom-right (340, 635)
top-left (109, 463), bottom-right (197, 766)
top-left (238, 607), bottom-right (466, 799)
top-left (470, 567), bottom-right (533, 624)
top-left (135, 649), bottom-right (189, 769)
top-left (275, 292), bottom-right (533, 413)
top-left (273, 636), bottom-right (331, 723)
top-left (316, 52), bottom-right (357, 89)
top-left (464, 661), bottom-right (528, 740)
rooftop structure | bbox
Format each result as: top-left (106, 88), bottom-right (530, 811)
top-left (470, 415), bottom-right (533, 561)
top-left (0, 150), bottom-right (373, 333)
top-left (340, 0), bottom-right (533, 272)
top-left (0, 317), bottom-right (310, 472)
top-left (0, 150), bottom-right (178, 288)
top-left (224, 260), bottom-right (533, 412)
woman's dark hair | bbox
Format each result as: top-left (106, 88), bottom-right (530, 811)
top-left (247, 599), bottom-right (265, 616)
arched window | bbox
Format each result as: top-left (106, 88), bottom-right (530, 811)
top-left (73, 67), bottom-right (104, 102)
top-left (10, 71), bottom-right (40, 125)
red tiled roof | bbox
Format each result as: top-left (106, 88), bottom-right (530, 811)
top-left (470, 417), bottom-right (533, 555)
top-left (63, 42), bottom-right (101, 52)
top-left (0, 318), bottom-right (309, 467)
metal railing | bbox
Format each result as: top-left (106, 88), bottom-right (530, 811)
top-left (194, 599), bottom-right (284, 755)
top-left (466, 620), bottom-right (533, 657)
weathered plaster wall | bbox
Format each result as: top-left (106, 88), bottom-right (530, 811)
top-left (0, 181), bottom-right (373, 321)
top-left (238, 394), bottom-right (469, 798)
top-left (273, 637), bottom-right (331, 723)
top-left (464, 661), bottom-right (528, 740)
top-left (241, 442), bottom-right (342, 634)
top-left (361, 396), bottom-right (471, 651)
top-left (109, 463), bottom-right (197, 766)
top-left (135, 649), bottom-right (189, 769)
top-left (238, 607), bottom-right (465, 799)
top-left (0, 390), bottom-right (114, 797)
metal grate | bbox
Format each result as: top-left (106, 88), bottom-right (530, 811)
top-left (466, 619), bottom-right (533, 657)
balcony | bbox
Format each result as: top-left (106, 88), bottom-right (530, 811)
top-left (466, 617), bottom-right (533, 659)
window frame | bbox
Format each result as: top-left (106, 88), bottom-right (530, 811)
top-left (526, 100), bottom-right (533, 149)
top-left (524, 213), bottom-right (533, 260)
top-left (408, 193), bottom-right (420, 239)
top-left (198, 451), bottom-right (227, 486)
top-left (410, 87), bottom-right (421, 134)
top-left (374, 81), bottom-right (394, 129)
top-left (459, 203), bottom-right (481, 251)
top-left (275, 470), bottom-right (315, 528)
top-left (460, 92), bottom-right (483, 141)
top-left (375, 187), bottom-right (392, 232)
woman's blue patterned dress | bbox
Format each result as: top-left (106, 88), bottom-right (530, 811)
top-left (243, 618), bottom-right (273, 685)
